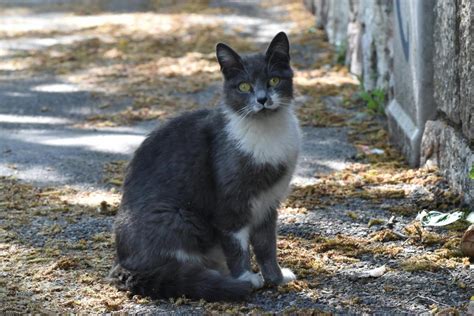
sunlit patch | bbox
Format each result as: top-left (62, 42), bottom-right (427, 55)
top-left (0, 8), bottom-right (258, 128)
top-left (294, 69), bottom-right (358, 87)
top-left (36, 134), bottom-right (145, 154)
top-left (60, 189), bottom-right (120, 210)
top-left (150, 53), bottom-right (220, 77)
top-left (0, 58), bottom-right (31, 71)
top-left (2, 129), bottom-right (145, 154)
top-left (0, 114), bottom-right (72, 125)
top-left (32, 83), bottom-right (80, 93)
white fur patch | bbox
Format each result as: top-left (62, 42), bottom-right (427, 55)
top-left (281, 267), bottom-right (296, 283)
top-left (250, 169), bottom-right (294, 226)
top-left (238, 271), bottom-right (264, 289)
top-left (225, 107), bottom-right (301, 166)
top-left (233, 226), bottom-right (250, 250)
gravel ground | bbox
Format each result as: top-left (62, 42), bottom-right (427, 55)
top-left (0, 0), bottom-right (472, 314)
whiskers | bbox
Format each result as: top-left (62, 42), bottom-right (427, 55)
top-left (269, 92), bottom-right (293, 110)
top-left (233, 106), bottom-right (253, 126)
top-left (226, 98), bottom-right (293, 133)
top-left (277, 101), bottom-right (293, 107)
top-left (272, 98), bottom-right (293, 109)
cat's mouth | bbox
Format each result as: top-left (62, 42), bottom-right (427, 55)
top-left (252, 106), bottom-right (280, 117)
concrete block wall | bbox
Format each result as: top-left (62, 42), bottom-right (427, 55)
top-left (387, 0), bottom-right (436, 166)
top-left (305, 0), bottom-right (473, 207)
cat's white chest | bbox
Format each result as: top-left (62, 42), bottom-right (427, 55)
top-left (225, 108), bottom-right (301, 225)
top-left (225, 108), bottom-right (301, 166)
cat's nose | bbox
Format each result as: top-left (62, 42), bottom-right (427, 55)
top-left (257, 96), bottom-right (267, 105)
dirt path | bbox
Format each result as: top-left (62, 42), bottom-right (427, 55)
top-left (0, 1), bottom-right (471, 314)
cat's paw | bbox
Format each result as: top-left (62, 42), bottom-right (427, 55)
top-left (280, 268), bottom-right (296, 284)
top-left (238, 271), bottom-right (264, 289)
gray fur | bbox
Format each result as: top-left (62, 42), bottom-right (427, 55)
top-left (110, 32), bottom-right (300, 301)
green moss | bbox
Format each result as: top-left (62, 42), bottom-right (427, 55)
top-left (368, 218), bottom-right (385, 228)
top-left (347, 211), bottom-right (359, 220)
top-left (400, 258), bottom-right (441, 272)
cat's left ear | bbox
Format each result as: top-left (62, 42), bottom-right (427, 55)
top-left (216, 43), bottom-right (244, 78)
top-left (265, 32), bottom-right (290, 64)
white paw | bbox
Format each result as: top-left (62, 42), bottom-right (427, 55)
top-left (238, 271), bottom-right (264, 289)
top-left (281, 268), bottom-right (296, 284)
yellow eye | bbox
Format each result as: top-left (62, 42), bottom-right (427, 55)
top-left (238, 82), bottom-right (251, 92)
top-left (269, 77), bottom-right (280, 87)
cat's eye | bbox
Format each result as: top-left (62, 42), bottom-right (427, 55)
top-left (269, 77), bottom-right (280, 87)
top-left (238, 82), bottom-right (252, 92)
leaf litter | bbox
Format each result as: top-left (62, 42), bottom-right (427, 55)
top-left (1, 0), bottom-right (472, 314)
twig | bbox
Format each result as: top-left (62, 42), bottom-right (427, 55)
top-left (391, 230), bottom-right (409, 239)
top-left (414, 295), bottom-right (450, 307)
top-left (387, 216), bottom-right (396, 229)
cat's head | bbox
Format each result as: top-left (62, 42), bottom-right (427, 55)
top-left (216, 32), bottom-right (293, 118)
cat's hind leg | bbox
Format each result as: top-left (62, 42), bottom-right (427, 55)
top-left (113, 206), bottom-right (253, 301)
top-left (111, 259), bottom-right (253, 301)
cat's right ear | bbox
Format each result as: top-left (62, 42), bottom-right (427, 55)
top-left (265, 32), bottom-right (290, 64)
top-left (216, 43), bottom-right (243, 77)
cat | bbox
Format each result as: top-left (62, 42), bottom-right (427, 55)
top-left (109, 32), bottom-right (301, 302)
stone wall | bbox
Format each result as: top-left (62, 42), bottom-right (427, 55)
top-left (306, 0), bottom-right (474, 206)
top-left (430, 0), bottom-right (473, 141)
top-left (305, 0), bottom-right (393, 92)
top-left (420, 0), bottom-right (474, 206)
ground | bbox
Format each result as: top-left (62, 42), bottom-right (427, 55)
top-left (0, 0), bottom-right (472, 314)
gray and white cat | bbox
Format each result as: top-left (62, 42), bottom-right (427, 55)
top-left (109, 32), bottom-right (301, 301)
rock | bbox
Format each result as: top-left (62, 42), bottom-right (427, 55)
top-left (354, 265), bottom-right (387, 278)
top-left (460, 225), bottom-right (474, 258)
top-left (420, 120), bottom-right (474, 206)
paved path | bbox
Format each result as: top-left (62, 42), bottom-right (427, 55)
top-left (0, 0), bottom-right (356, 190)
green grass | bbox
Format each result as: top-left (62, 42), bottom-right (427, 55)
top-left (359, 88), bottom-right (386, 114)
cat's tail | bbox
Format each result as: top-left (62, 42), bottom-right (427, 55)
top-left (108, 261), bottom-right (252, 302)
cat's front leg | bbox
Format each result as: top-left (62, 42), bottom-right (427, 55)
top-left (220, 227), bottom-right (264, 289)
top-left (250, 210), bottom-right (296, 286)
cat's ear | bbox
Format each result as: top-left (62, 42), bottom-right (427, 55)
top-left (216, 43), bottom-right (243, 77)
top-left (265, 32), bottom-right (290, 64)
